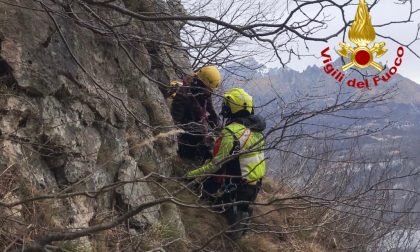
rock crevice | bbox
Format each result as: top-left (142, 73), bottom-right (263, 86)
top-left (0, 0), bottom-right (190, 249)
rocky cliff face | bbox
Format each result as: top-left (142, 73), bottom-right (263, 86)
top-left (0, 0), bottom-right (189, 250)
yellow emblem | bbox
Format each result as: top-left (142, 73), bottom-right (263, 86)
top-left (337, 0), bottom-right (387, 71)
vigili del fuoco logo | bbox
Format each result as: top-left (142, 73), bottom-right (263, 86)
top-left (320, 0), bottom-right (404, 89)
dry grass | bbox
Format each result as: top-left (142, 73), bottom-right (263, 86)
top-left (0, 164), bottom-right (338, 251)
top-left (0, 166), bottom-right (65, 251)
top-left (177, 178), bottom-right (331, 252)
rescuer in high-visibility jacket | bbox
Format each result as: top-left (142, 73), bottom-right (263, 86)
top-left (186, 88), bottom-right (266, 206)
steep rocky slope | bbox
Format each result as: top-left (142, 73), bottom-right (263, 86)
top-left (0, 0), bottom-right (190, 250)
top-left (2, 1), bottom-right (418, 251)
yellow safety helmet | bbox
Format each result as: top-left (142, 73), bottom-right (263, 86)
top-left (195, 66), bottom-right (222, 90)
top-left (222, 88), bottom-right (253, 116)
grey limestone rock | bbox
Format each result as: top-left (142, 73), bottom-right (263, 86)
top-left (0, 0), bottom-right (190, 248)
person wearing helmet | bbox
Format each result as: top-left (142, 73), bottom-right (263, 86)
top-left (171, 66), bottom-right (222, 162)
top-left (186, 88), bottom-right (266, 217)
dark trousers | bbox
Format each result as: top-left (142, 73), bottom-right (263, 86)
top-left (202, 177), bottom-right (260, 211)
top-left (178, 134), bottom-right (212, 162)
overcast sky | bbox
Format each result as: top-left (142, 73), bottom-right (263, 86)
top-left (280, 1), bottom-right (420, 84)
top-left (183, 0), bottom-right (420, 83)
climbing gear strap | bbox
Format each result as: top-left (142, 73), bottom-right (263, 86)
top-left (224, 127), bottom-right (252, 154)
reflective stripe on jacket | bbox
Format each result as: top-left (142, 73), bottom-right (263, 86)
top-left (186, 122), bottom-right (266, 182)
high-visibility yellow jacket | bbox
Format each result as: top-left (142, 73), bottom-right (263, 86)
top-left (186, 115), bottom-right (266, 183)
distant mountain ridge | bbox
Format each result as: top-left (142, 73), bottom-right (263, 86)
top-left (222, 59), bottom-right (420, 164)
top-left (223, 59), bottom-right (420, 111)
